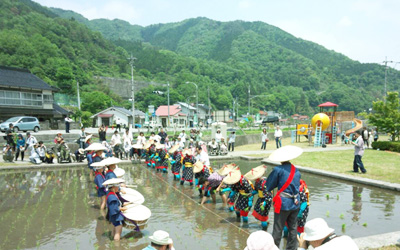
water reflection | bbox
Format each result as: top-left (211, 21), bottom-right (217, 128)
top-left (0, 161), bottom-right (400, 249)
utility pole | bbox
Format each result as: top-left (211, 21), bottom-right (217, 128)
top-left (383, 56), bottom-right (393, 100)
top-left (128, 54), bottom-right (136, 127)
top-left (77, 81), bottom-right (82, 126)
top-left (167, 82), bottom-right (170, 127)
top-left (208, 86), bottom-right (211, 122)
top-left (236, 97), bottom-right (238, 121)
top-left (248, 84), bottom-right (250, 116)
top-left (232, 98), bottom-right (235, 121)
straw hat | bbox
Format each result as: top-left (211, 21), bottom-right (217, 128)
top-left (302, 218), bottom-right (335, 241)
top-left (155, 143), bottom-right (165, 150)
top-left (132, 143), bottom-right (143, 149)
top-left (85, 143), bottom-right (107, 152)
top-left (268, 145), bottom-right (303, 162)
top-left (244, 165), bottom-right (267, 181)
top-left (85, 135), bottom-right (92, 142)
top-left (123, 204), bottom-right (152, 221)
top-left (182, 148), bottom-right (192, 156)
top-left (102, 157), bottom-right (122, 166)
top-left (217, 164), bottom-right (235, 176)
top-left (193, 161), bottom-right (205, 173)
top-left (91, 161), bottom-right (105, 170)
top-left (168, 144), bottom-right (180, 154)
top-left (148, 230), bottom-right (173, 246)
top-left (223, 167), bottom-right (242, 185)
top-left (103, 178), bottom-right (125, 187)
top-left (114, 167), bottom-right (125, 178)
top-left (120, 187), bottom-right (145, 204)
top-left (78, 148), bottom-right (85, 154)
top-left (244, 231), bottom-right (278, 250)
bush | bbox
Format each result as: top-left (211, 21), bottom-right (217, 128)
top-left (371, 141), bottom-right (400, 153)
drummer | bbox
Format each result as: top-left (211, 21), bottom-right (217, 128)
top-left (180, 149), bottom-right (196, 186)
top-left (104, 178), bottom-right (128, 241)
top-left (244, 165), bottom-right (272, 230)
top-left (92, 162), bottom-right (107, 210)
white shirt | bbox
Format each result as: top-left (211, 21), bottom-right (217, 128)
top-left (178, 132), bottom-right (186, 143)
top-left (137, 135), bottom-right (146, 145)
top-left (199, 150), bottom-right (210, 166)
top-left (111, 134), bottom-right (122, 146)
top-left (65, 117), bottom-right (73, 122)
top-left (37, 146), bottom-right (46, 157)
top-left (208, 141), bottom-right (217, 148)
top-left (215, 132), bottom-right (222, 143)
top-left (299, 235), bottom-right (358, 250)
top-left (26, 136), bottom-right (38, 149)
top-left (122, 132), bottom-right (133, 145)
top-left (274, 129), bottom-right (282, 138)
top-left (228, 134), bottom-right (236, 143)
top-left (261, 132), bottom-right (268, 142)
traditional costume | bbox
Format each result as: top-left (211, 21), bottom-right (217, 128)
top-left (181, 149), bottom-right (196, 186)
top-left (193, 161), bottom-right (210, 197)
top-left (169, 145), bottom-right (182, 180)
top-left (297, 179), bottom-right (310, 234)
top-left (155, 144), bottom-right (169, 173)
top-left (144, 140), bottom-right (156, 168)
top-left (245, 165), bottom-right (272, 229)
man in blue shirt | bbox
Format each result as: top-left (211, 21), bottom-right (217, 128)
top-left (266, 146), bottom-right (303, 250)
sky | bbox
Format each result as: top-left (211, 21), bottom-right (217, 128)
top-left (33, 0), bottom-right (400, 65)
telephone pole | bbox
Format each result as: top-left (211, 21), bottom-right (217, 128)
top-left (383, 56), bottom-right (393, 100)
top-left (248, 84), bottom-right (250, 116)
top-left (128, 54), bottom-right (136, 127)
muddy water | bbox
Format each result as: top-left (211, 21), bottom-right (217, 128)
top-left (0, 161), bottom-right (399, 250)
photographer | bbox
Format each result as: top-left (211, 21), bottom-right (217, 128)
top-left (142, 230), bottom-right (175, 250)
top-left (297, 218), bottom-right (358, 249)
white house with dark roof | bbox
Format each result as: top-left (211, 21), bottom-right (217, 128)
top-left (90, 106), bottom-right (145, 127)
top-left (0, 66), bottom-right (68, 122)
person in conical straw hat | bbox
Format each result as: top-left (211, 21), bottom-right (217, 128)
top-left (180, 148), bottom-right (196, 186)
top-left (244, 165), bottom-right (272, 230)
top-left (265, 145), bottom-right (303, 249)
top-left (215, 163), bottom-right (238, 209)
top-left (169, 144), bottom-right (183, 181)
top-left (103, 157), bottom-right (122, 180)
top-left (144, 139), bottom-right (156, 168)
top-left (92, 161), bottom-right (107, 210)
top-left (222, 167), bottom-right (254, 223)
top-left (103, 178), bottom-right (127, 241)
top-left (155, 143), bottom-right (169, 173)
top-left (200, 164), bottom-right (231, 205)
top-left (193, 160), bottom-right (210, 198)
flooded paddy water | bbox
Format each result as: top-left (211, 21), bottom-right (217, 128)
top-left (0, 160), bottom-right (399, 250)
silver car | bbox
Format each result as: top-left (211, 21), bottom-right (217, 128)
top-left (0, 116), bottom-right (40, 133)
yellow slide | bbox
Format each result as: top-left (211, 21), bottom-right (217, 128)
top-left (345, 118), bottom-right (363, 136)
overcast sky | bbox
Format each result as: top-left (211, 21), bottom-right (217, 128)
top-left (33, 0), bottom-right (400, 65)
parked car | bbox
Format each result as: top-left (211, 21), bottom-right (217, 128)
top-left (262, 116), bottom-right (279, 124)
top-left (0, 116), bottom-right (40, 133)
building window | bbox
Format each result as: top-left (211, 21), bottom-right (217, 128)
top-left (43, 94), bottom-right (53, 104)
top-left (0, 90), bottom-right (43, 107)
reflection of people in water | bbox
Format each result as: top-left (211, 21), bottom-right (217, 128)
top-left (351, 186), bottom-right (363, 222)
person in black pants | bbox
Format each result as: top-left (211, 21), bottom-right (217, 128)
top-left (6, 123), bottom-right (15, 152)
top-left (65, 115), bottom-right (73, 133)
top-left (158, 128), bottom-right (168, 144)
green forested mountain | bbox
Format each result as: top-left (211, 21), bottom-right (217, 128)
top-left (1, 0), bottom-right (398, 119)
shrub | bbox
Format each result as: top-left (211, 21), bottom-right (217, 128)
top-left (371, 141), bottom-right (400, 153)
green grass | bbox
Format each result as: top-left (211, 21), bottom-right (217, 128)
top-left (291, 150), bottom-right (400, 184)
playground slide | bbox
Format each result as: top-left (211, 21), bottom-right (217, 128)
top-left (345, 118), bottom-right (363, 136)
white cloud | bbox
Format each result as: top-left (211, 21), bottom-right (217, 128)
top-left (338, 16), bottom-right (352, 27)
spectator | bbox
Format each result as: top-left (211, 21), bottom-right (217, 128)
top-left (15, 134), bottom-right (25, 161)
top-left (228, 131), bottom-right (236, 151)
top-left (64, 115), bottom-right (73, 133)
top-left (29, 143), bottom-right (41, 164)
top-left (5, 123), bottom-right (15, 152)
top-left (79, 127), bottom-right (87, 149)
top-left (142, 230), bottom-right (175, 250)
top-left (274, 126), bottom-right (282, 148)
top-left (373, 129), bottom-right (379, 142)
top-left (45, 147), bottom-right (55, 163)
top-left (215, 129), bottom-right (222, 143)
top-left (220, 138), bottom-right (228, 154)
top-left (115, 118), bottom-right (122, 132)
top-left (158, 128), bottom-right (168, 144)
top-left (111, 130), bottom-right (122, 159)
top-left (54, 133), bottom-right (63, 144)
top-left (149, 132), bottom-right (157, 142)
top-left (178, 130), bottom-right (186, 146)
top-left (3, 144), bottom-right (14, 162)
top-left (195, 129), bottom-right (202, 146)
top-left (244, 230), bottom-right (278, 250)
top-left (25, 132), bottom-right (37, 153)
top-left (261, 128), bottom-right (268, 150)
top-left (98, 124), bottom-right (107, 142)
top-left (37, 141), bottom-right (46, 162)
top-left (297, 218), bottom-right (358, 249)
top-left (351, 131), bottom-right (366, 174)
top-left (122, 128), bottom-right (133, 159)
top-left (361, 127), bottom-right (369, 148)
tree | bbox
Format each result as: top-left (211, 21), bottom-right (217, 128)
top-left (369, 92), bottom-right (400, 141)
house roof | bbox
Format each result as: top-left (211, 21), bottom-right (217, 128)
top-left (53, 103), bottom-right (69, 115)
top-left (259, 111), bottom-right (268, 115)
top-left (0, 66), bottom-right (56, 91)
top-left (176, 102), bottom-right (196, 110)
top-left (156, 105), bottom-right (182, 116)
top-left (318, 102), bottom-right (338, 107)
top-left (91, 106), bottom-right (145, 118)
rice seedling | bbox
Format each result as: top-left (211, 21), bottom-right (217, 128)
top-left (357, 193), bottom-right (362, 198)
top-left (339, 213), bottom-right (345, 219)
top-left (336, 194), bottom-right (339, 200)
top-left (362, 223), bottom-right (368, 227)
top-left (326, 211), bottom-right (330, 217)
top-left (325, 194), bottom-right (329, 200)
top-left (341, 223), bottom-right (346, 232)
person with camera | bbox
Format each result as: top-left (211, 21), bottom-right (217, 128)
top-left (142, 230), bottom-right (175, 250)
top-left (297, 218), bottom-right (358, 249)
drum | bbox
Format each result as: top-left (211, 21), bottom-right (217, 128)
top-left (122, 204), bottom-right (151, 230)
top-left (120, 187), bottom-right (145, 205)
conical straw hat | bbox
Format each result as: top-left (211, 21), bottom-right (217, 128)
top-left (268, 145), bottom-right (303, 162)
top-left (102, 157), bottom-right (122, 166)
top-left (182, 148), bottom-right (192, 156)
top-left (168, 144), bottom-right (180, 154)
top-left (217, 164), bottom-right (235, 176)
top-left (155, 143), bottom-right (165, 150)
top-left (85, 143), bottom-right (107, 152)
top-left (114, 167), bottom-right (125, 178)
top-left (193, 161), bottom-right (205, 173)
top-left (132, 143), bottom-right (143, 149)
top-left (85, 135), bottom-right (92, 142)
top-left (223, 167), bottom-right (241, 185)
top-left (244, 165), bottom-right (267, 181)
top-left (91, 161), bottom-right (105, 169)
top-left (103, 178), bottom-right (125, 187)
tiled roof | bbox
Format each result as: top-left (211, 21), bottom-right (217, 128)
top-left (0, 66), bottom-right (55, 91)
top-left (156, 105), bottom-right (182, 116)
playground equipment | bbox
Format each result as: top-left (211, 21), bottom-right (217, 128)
top-left (345, 118), bottom-right (363, 136)
top-left (291, 124), bottom-right (310, 143)
top-left (311, 113), bottom-right (330, 147)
